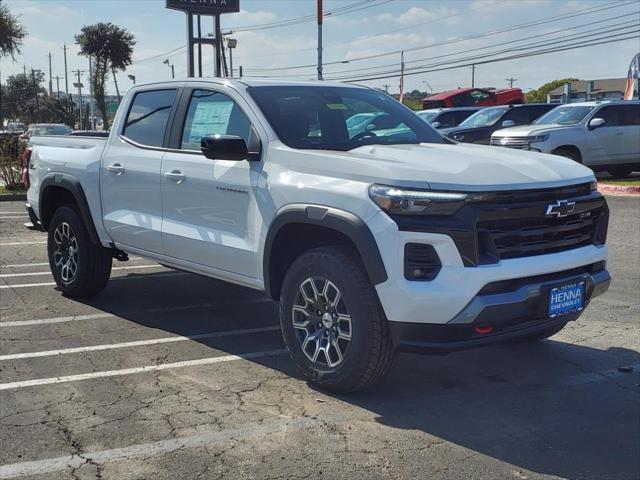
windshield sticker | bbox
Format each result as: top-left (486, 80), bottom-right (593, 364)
top-left (326, 103), bottom-right (347, 110)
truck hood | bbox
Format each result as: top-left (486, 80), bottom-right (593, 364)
top-left (272, 142), bottom-right (594, 191)
top-left (492, 124), bottom-right (577, 137)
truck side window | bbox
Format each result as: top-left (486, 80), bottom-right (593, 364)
top-left (123, 89), bottom-right (177, 147)
top-left (181, 89), bottom-right (251, 151)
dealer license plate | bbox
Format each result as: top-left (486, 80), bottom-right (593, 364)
top-left (548, 281), bottom-right (585, 318)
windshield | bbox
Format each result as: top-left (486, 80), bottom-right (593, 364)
top-left (533, 105), bottom-right (595, 125)
top-left (247, 85), bottom-right (443, 151)
top-left (31, 125), bottom-right (72, 136)
top-left (459, 106), bottom-right (508, 128)
top-left (416, 111), bottom-right (438, 123)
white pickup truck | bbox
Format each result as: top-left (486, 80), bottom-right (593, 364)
top-left (25, 79), bottom-right (611, 392)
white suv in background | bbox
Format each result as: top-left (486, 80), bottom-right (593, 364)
top-left (490, 101), bottom-right (640, 177)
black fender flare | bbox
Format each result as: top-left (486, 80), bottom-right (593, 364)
top-left (263, 205), bottom-right (388, 299)
top-left (39, 173), bottom-right (101, 245)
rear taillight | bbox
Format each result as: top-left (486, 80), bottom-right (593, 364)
top-left (22, 148), bottom-right (32, 189)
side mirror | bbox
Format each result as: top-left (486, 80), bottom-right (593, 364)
top-left (431, 121), bottom-right (442, 129)
top-left (588, 118), bottom-right (605, 130)
top-left (201, 133), bottom-right (260, 161)
top-left (501, 120), bottom-right (515, 128)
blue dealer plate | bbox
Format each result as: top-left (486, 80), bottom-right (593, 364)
top-left (548, 281), bottom-right (585, 318)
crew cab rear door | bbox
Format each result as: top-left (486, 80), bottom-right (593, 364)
top-left (159, 85), bottom-right (263, 280)
top-left (100, 86), bottom-right (178, 254)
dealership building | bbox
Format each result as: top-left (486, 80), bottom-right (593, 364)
top-left (547, 78), bottom-right (637, 103)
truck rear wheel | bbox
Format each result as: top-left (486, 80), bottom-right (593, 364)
top-left (279, 246), bottom-right (395, 393)
top-left (47, 205), bottom-right (112, 297)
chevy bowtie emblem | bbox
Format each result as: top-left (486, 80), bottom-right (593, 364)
top-left (546, 200), bottom-right (576, 218)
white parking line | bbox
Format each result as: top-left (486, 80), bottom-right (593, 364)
top-left (0, 298), bottom-right (272, 327)
top-left (2, 256), bottom-right (143, 268)
top-left (0, 417), bottom-right (312, 479)
top-left (0, 216), bottom-right (29, 219)
top-left (0, 240), bottom-right (46, 246)
top-left (0, 349), bottom-right (287, 390)
top-left (0, 264), bottom-right (161, 278)
top-left (0, 271), bottom-right (188, 289)
top-left (0, 211), bottom-right (27, 214)
top-left (0, 326), bottom-right (280, 360)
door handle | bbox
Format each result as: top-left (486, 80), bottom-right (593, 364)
top-left (106, 163), bottom-right (125, 175)
top-left (615, 132), bottom-right (624, 135)
top-left (164, 170), bottom-right (186, 184)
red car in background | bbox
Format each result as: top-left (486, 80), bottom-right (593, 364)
top-left (422, 87), bottom-right (525, 109)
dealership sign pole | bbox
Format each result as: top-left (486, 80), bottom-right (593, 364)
top-left (166, 0), bottom-right (240, 78)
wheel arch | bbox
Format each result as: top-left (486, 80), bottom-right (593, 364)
top-left (39, 173), bottom-right (101, 245)
top-left (263, 205), bottom-right (388, 300)
top-left (552, 145), bottom-right (583, 163)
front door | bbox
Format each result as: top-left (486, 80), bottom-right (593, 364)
top-left (160, 88), bottom-right (262, 279)
top-left (101, 88), bottom-right (178, 253)
top-left (586, 105), bottom-right (624, 166)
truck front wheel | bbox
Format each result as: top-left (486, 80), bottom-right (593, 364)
top-left (279, 246), bottom-right (395, 393)
top-left (47, 205), bottom-right (112, 297)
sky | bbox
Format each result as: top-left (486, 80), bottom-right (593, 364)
top-left (1, 0), bottom-right (639, 96)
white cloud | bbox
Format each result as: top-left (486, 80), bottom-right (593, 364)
top-left (226, 9), bottom-right (278, 27)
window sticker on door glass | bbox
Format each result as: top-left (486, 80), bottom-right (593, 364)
top-left (187, 101), bottom-right (234, 145)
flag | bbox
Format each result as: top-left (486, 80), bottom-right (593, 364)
top-left (624, 52), bottom-right (639, 100)
top-left (398, 51), bottom-right (405, 103)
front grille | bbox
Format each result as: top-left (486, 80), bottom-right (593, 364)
top-left (477, 204), bottom-right (606, 262)
top-left (490, 136), bottom-right (530, 149)
top-left (392, 183), bottom-right (608, 266)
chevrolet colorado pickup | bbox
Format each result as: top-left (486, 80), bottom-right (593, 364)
top-left (25, 79), bottom-right (611, 393)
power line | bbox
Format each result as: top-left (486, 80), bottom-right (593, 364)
top-left (244, 17), bottom-right (638, 79)
top-left (243, 0), bottom-right (636, 72)
top-left (335, 33), bottom-right (640, 83)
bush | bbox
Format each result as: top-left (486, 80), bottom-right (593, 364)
top-left (0, 134), bottom-right (25, 191)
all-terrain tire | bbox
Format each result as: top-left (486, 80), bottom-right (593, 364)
top-left (47, 204), bottom-right (112, 297)
top-left (279, 246), bottom-right (395, 393)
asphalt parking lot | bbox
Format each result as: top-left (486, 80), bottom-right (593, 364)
top-left (0, 196), bottom-right (638, 480)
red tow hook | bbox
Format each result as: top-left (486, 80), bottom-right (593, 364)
top-left (474, 325), bottom-right (494, 334)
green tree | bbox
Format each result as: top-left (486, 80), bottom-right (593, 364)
top-left (75, 22), bottom-right (135, 129)
top-left (526, 78), bottom-right (579, 103)
top-left (4, 71), bottom-right (75, 125)
top-left (0, 0), bottom-right (26, 60)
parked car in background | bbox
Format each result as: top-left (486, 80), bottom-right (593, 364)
top-left (422, 87), bottom-right (525, 109)
top-left (442, 104), bottom-right (557, 145)
top-left (491, 101), bottom-right (640, 177)
top-left (416, 107), bottom-right (484, 129)
top-left (21, 123), bottom-right (72, 140)
top-left (5, 122), bottom-right (26, 134)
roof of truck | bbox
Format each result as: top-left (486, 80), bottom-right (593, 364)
top-left (133, 78), bottom-right (367, 89)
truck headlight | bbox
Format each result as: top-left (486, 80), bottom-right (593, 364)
top-left (528, 134), bottom-right (549, 143)
top-left (369, 184), bottom-right (468, 216)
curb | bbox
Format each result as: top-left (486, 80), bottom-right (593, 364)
top-left (0, 193), bottom-right (27, 202)
top-left (597, 183), bottom-right (640, 196)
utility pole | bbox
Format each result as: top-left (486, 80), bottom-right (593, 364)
top-left (48, 52), bottom-right (53, 97)
top-left (382, 84), bottom-right (390, 94)
top-left (63, 44), bottom-right (69, 96)
top-left (398, 51), bottom-right (405, 102)
top-left (471, 64), bottom-right (475, 88)
top-left (197, 15), bottom-right (203, 77)
top-left (88, 57), bottom-right (94, 129)
top-left (23, 65), bottom-right (26, 75)
top-left (73, 69), bottom-right (83, 130)
top-left (55, 76), bottom-right (61, 98)
top-left (31, 69), bottom-right (40, 117)
top-left (239, 65), bottom-right (243, 78)
top-left (317, 0), bottom-right (323, 80)
top-left (506, 77), bottom-right (517, 88)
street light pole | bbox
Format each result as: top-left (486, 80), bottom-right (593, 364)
top-left (227, 38), bottom-right (237, 77)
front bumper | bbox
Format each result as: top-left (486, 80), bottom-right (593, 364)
top-left (389, 265), bottom-right (610, 354)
